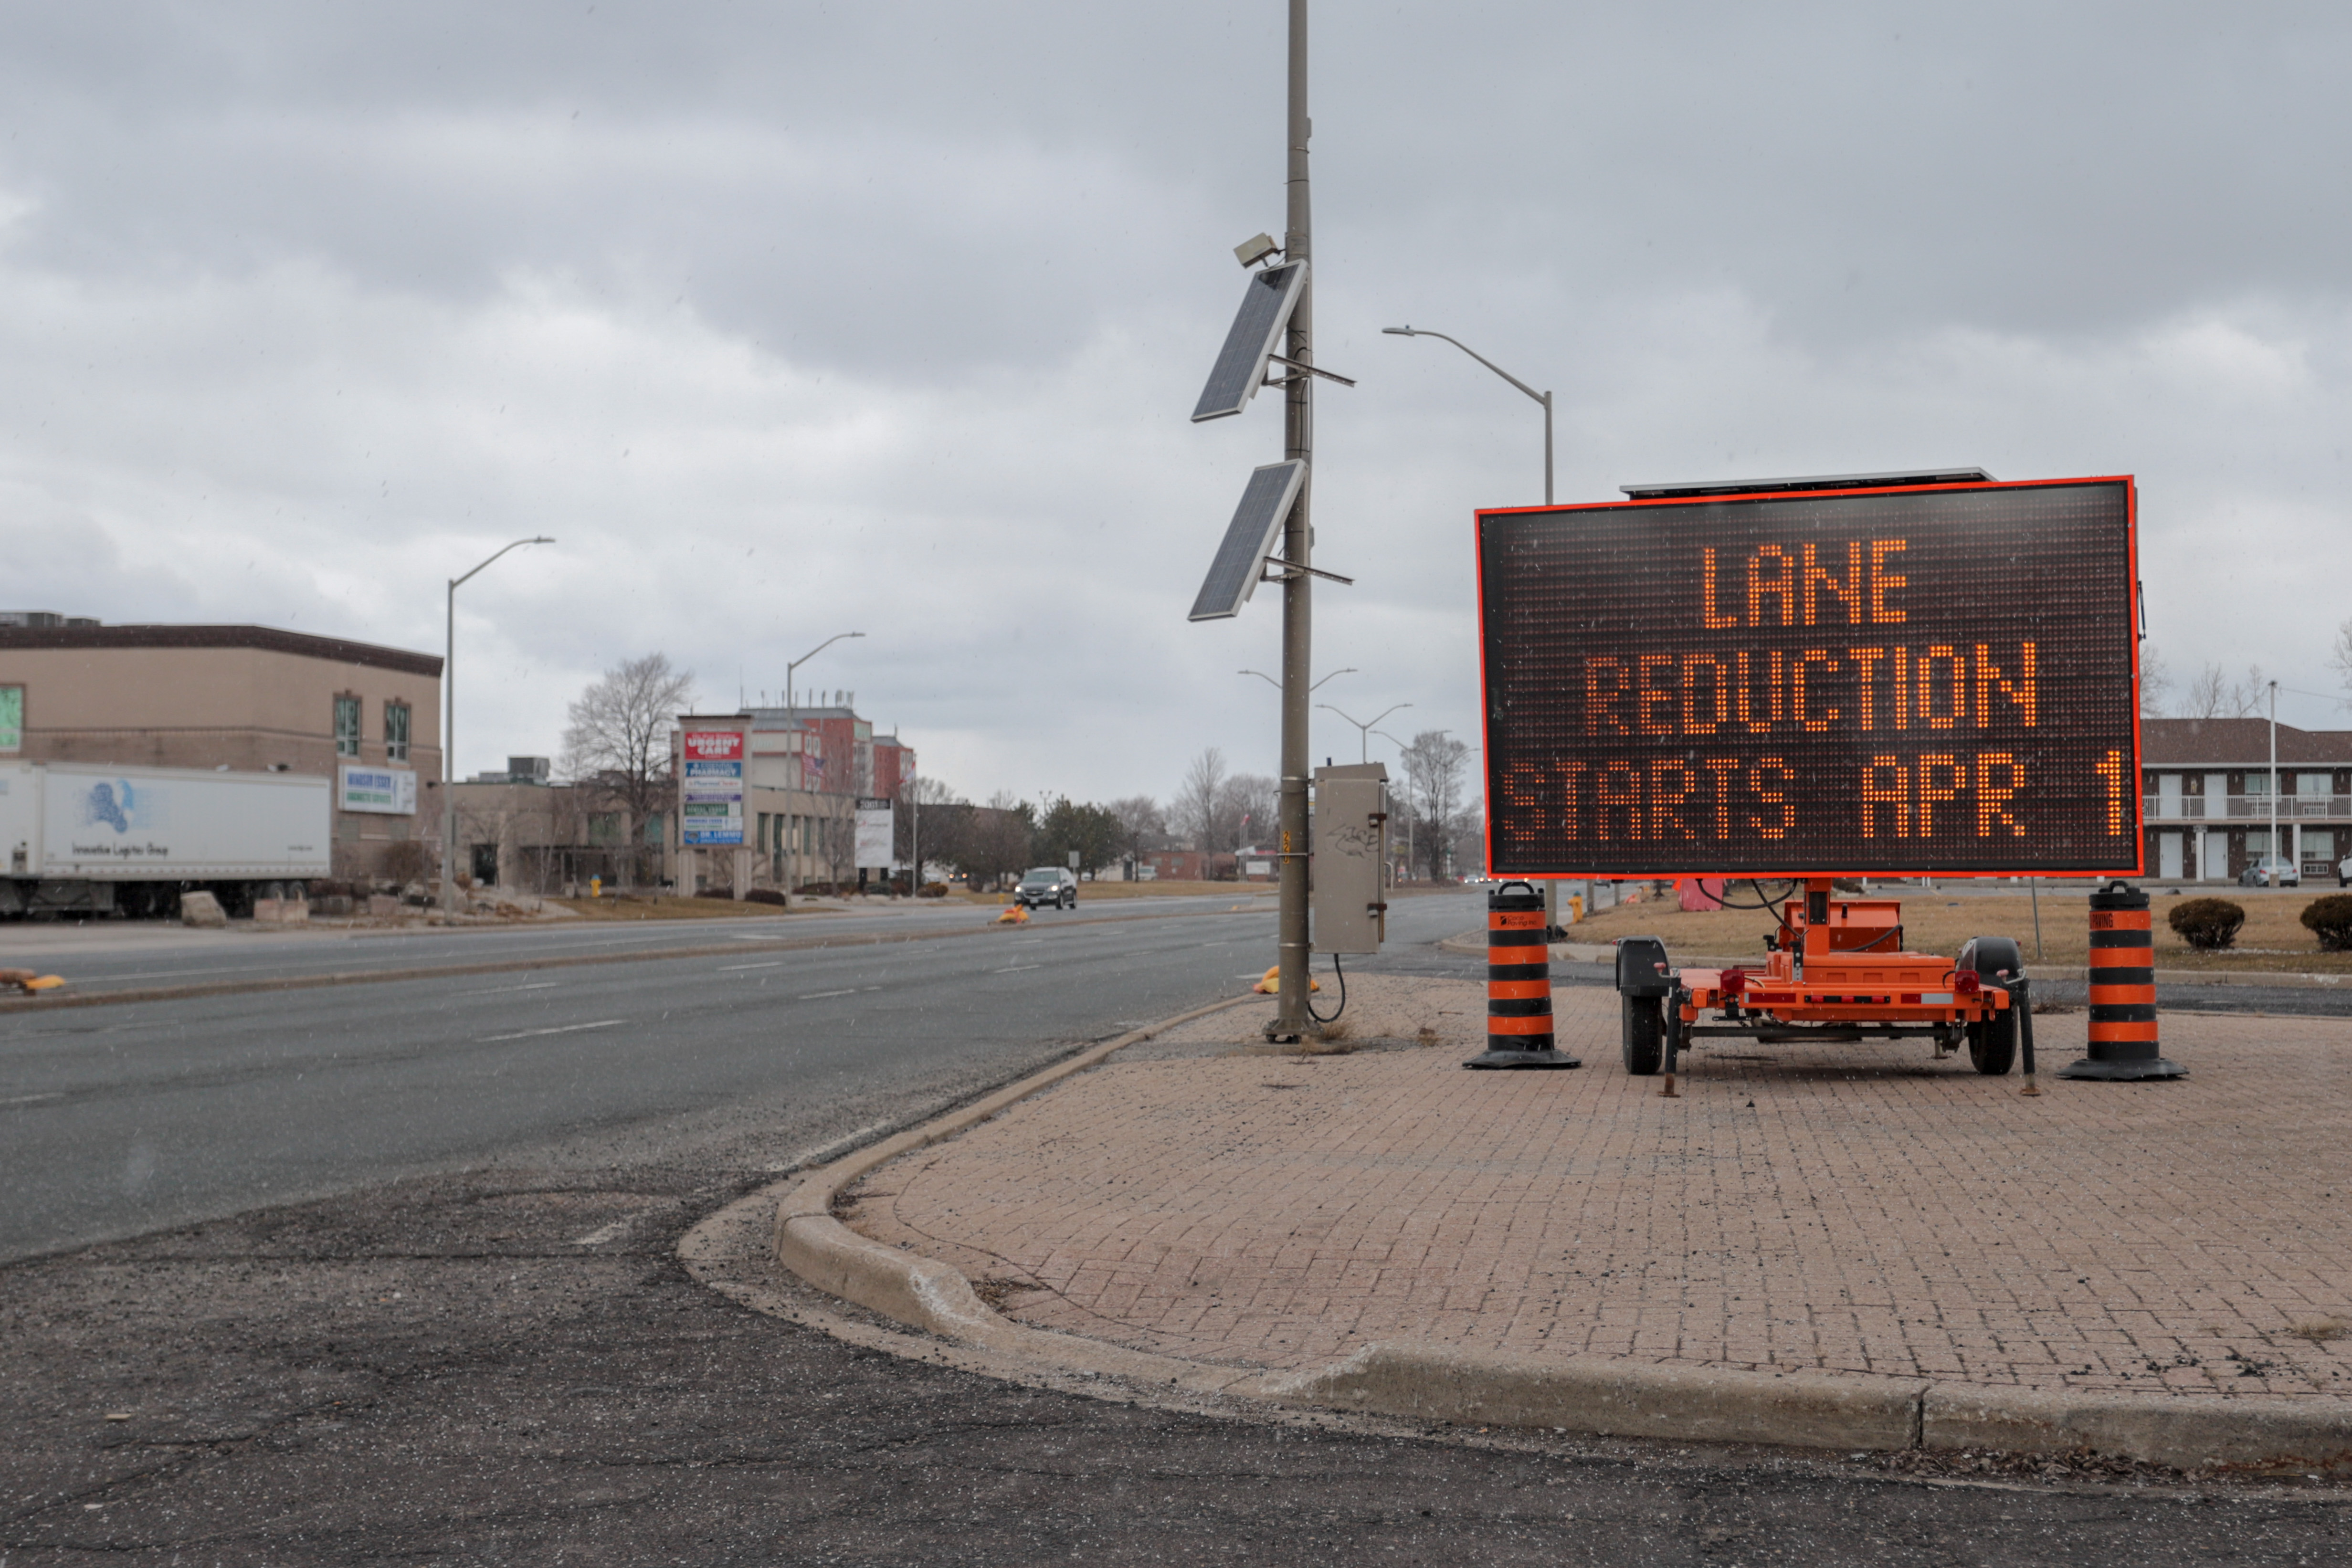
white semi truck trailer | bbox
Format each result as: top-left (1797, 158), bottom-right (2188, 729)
top-left (0, 762), bottom-right (331, 917)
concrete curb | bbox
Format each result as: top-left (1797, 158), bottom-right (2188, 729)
top-left (762, 995), bottom-right (2352, 1473)
top-left (1438, 930), bottom-right (2352, 989)
top-left (769, 993), bottom-right (1267, 1342)
top-left (1262, 1343), bottom-right (1926, 1452)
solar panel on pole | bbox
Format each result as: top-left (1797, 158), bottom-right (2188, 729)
top-left (1190, 261), bottom-right (1308, 422)
top-left (1188, 460), bottom-right (1307, 621)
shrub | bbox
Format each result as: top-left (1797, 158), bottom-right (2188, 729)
top-left (2300, 894), bottom-right (2352, 951)
top-left (743, 888), bottom-right (787, 907)
top-left (2168, 897), bottom-right (2246, 952)
top-left (918, 882), bottom-right (949, 899)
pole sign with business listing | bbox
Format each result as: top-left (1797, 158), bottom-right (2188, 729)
top-left (679, 729), bottom-right (746, 846)
top-left (1478, 475), bottom-right (2143, 879)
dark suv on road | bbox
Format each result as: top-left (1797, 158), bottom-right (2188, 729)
top-left (1015, 867), bottom-right (1078, 909)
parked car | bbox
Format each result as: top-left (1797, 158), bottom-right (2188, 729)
top-left (2339, 853), bottom-right (2352, 887)
top-left (1014, 866), bottom-right (1079, 909)
top-left (2239, 855), bottom-right (2301, 887)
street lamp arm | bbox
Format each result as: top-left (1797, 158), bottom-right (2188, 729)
top-left (1382, 327), bottom-right (1546, 407)
top-left (451, 535), bottom-right (555, 592)
top-left (790, 631), bottom-right (866, 669)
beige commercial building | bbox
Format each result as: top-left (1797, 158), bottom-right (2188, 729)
top-left (0, 620), bottom-right (444, 882)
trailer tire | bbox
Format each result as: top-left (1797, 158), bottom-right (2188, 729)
top-left (1622, 994), bottom-right (1664, 1075)
top-left (1967, 1008), bottom-right (2018, 1076)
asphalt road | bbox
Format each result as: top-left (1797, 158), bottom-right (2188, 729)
top-left (5, 889), bottom-right (2351, 1562)
top-left (0, 890), bottom-right (1326, 1263)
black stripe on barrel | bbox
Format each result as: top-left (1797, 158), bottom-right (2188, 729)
top-left (1486, 884), bottom-right (1553, 1053)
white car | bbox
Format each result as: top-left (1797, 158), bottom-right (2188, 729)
top-left (2239, 855), bottom-right (2301, 888)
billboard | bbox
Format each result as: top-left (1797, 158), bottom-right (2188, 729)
top-left (680, 729), bottom-right (745, 846)
top-left (338, 763), bottom-right (417, 815)
top-left (854, 797), bottom-right (895, 871)
top-left (1478, 476), bottom-right (2142, 878)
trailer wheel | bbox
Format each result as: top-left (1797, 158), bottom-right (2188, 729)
top-left (1622, 994), bottom-right (1664, 1075)
top-left (1967, 1008), bottom-right (2018, 1075)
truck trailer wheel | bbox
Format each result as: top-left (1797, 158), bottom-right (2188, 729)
top-left (1622, 994), bottom-right (1664, 1075)
top-left (1958, 933), bottom-right (2024, 1075)
top-left (1967, 1009), bottom-right (2018, 1075)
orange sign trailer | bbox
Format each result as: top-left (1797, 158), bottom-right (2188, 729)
top-left (1613, 881), bottom-right (2031, 1093)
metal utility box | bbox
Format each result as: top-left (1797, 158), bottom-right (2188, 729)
top-left (1312, 762), bottom-right (1388, 954)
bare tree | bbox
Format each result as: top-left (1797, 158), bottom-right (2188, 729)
top-left (2182, 661), bottom-right (2230, 720)
top-left (1105, 795), bottom-right (1167, 857)
top-left (2227, 663), bottom-right (2270, 718)
top-left (1400, 730), bottom-right (1470, 880)
top-left (2139, 646), bottom-right (2172, 719)
top-left (896, 775), bottom-right (964, 878)
top-left (1219, 773), bottom-right (1278, 850)
top-left (1174, 747), bottom-right (1228, 849)
top-left (2331, 620), bottom-right (2352, 708)
top-left (561, 653), bottom-right (694, 883)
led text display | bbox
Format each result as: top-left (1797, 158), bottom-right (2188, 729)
top-left (1478, 478), bottom-right (2141, 876)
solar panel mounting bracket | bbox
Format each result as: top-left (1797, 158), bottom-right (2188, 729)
top-left (1261, 556), bottom-right (1354, 587)
top-left (1262, 354), bottom-right (1356, 389)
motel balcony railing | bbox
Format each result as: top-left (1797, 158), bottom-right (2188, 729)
top-left (2142, 794), bottom-right (2352, 821)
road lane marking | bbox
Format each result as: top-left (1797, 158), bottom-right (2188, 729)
top-left (571, 1218), bottom-right (635, 1246)
top-left (1, 1092), bottom-right (64, 1108)
top-left (478, 1019), bottom-right (625, 1042)
top-left (797, 988), bottom-right (858, 1000)
top-left (717, 961), bottom-right (786, 971)
top-left (995, 964), bottom-right (1042, 973)
top-left (457, 981), bottom-right (560, 996)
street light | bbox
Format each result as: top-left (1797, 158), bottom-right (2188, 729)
top-left (784, 631), bottom-right (866, 767)
top-left (1241, 667), bottom-right (1353, 694)
top-left (1386, 324), bottom-right (1560, 920)
top-left (2269, 678), bottom-right (2281, 887)
top-left (1318, 701), bottom-right (1410, 765)
top-left (1382, 326), bottom-right (1553, 506)
top-left (442, 535), bottom-right (554, 911)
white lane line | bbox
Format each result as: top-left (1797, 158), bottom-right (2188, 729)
top-left (797, 988), bottom-right (858, 1000)
top-left (571, 1218), bottom-right (636, 1246)
top-left (457, 981), bottom-right (560, 997)
top-left (764, 1118), bottom-right (899, 1173)
top-left (478, 1019), bottom-right (625, 1042)
top-left (1, 1092), bottom-right (65, 1108)
top-left (995, 964), bottom-right (1042, 973)
top-left (717, 961), bottom-right (786, 972)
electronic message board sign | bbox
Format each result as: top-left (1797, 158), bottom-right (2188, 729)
top-left (1478, 476), bottom-right (2142, 878)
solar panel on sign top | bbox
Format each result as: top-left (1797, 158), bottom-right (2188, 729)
top-left (1190, 261), bottom-right (1307, 422)
top-left (1188, 460), bottom-right (1306, 621)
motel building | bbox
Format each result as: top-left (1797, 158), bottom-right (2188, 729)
top-left (2141, 717), bottom-right (2352, 883)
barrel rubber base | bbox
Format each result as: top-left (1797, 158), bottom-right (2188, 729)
top-left (1463, 1048), bottom-right (1582, 1070)
top-left (2057, 1055), bottom-right (2188, 1081)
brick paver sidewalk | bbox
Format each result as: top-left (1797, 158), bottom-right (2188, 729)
top-left (844, 978), bottom-right (2352, 1400)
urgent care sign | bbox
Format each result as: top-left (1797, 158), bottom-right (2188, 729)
top-left (1477, 476), bottom-right (2144, 879)
top-left (680, 728), bottom-right (746, 846)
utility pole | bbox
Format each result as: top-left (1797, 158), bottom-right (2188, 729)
top-left (1271, 0), bottom-right (1314, 1040)
top-left (2269, 679), bottom-right (2280, 887)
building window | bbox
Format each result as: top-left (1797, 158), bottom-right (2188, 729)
top-left (589, 813), bottom-right (622, 846)
top-left (384, 701), bottom-right (411, 762)
top-left (334, 695), bottom-right (361, 758)
top-left (0, 685), bottom-right (20, 753)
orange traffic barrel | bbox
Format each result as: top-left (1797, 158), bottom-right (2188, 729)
top-left (1465, 882), bottom-right (1580, 1070)
top-left (2059, 880), bottom-right (2184, 1081)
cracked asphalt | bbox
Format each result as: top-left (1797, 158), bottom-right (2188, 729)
top-left (5, 898), bottom-right (2352, 1561)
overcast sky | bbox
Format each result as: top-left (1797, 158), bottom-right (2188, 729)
top-left (4, 2), bottom-right (2349, 801)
